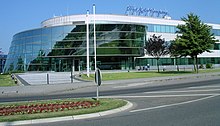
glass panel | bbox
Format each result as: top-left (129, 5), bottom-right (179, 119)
top-left (161, 25), bottom-right (166, 33)
top-left (165, 25), bottom-right (170, 33)
top-left (214, 43), bottom-right (220, 50)
top-left (156, 25), bottom-right (160, 32)
top-left (170, 26), bottom-right (175, 33)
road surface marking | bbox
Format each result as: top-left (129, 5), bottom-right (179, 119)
top-left (102, 93), bottom-right (220, 98)
top-left (188, 85), bottom-right (220, 89)
top-left (113, 82), bottom-right (151, 89)
top-left (144, 88), bottom-right (220, 94)
top-left (130, 95), bottom-right (218, 113)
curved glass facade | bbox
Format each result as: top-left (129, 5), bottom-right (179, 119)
top-left (4, 24), bottom-right (146, 72)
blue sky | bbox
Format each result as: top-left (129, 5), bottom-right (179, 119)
top-left (1, 0), bottom-right (220, 54)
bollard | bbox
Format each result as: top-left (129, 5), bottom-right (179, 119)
top-left (70, 71), bottom-right (73, 83)
top-left (14, 79), bottom-right (18, 84)
top-left (47, 73), bottom-right (49, 84)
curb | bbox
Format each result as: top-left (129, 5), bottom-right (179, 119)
top-left (0, 100), bottom-right (133, 126)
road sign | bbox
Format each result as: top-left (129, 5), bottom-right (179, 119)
top-left (95, 68), bottom-right (102, 100)
top-left (95, 68), bottom-right (102, 86)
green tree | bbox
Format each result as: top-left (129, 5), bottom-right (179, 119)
top-left (169, 40), bottom-right (181, 71)
top-left (173, 13), bottom-right (217, 73)
top-left (145, 34), bottom-right (170, 72)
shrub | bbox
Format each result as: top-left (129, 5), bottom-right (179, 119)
top-left (199, 64), bottom-right (204, 69)
top-left (206, 63), bottom-right (213, 69)
top-left (0, 101), bottom-right (99, 116)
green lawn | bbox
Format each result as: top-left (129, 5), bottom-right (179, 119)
top-left (1, 68), bottom-right (220, 87)
top-left (0, 98), bottom-right (127, 122)
top-left (199, 68), bottom-right (220, 73)
top-left (0, 75), bottom-right (16, 87)
top-left (82, 68), bottom-right (220, 81)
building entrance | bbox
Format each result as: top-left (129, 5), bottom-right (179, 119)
top-left (53, 58), bottom-right (80, 72)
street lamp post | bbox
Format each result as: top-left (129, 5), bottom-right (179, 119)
top-left (93, 4), bottom-right (97, 71)
top-left (86, 10), bottom-right (90, 77)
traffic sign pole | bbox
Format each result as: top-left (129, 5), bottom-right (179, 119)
top-left (97, 85), bottom-right (99, 100)
top-left (95, 68), bottom-right (102, 101)
top-left (96, 68), bottom-right (99, 100)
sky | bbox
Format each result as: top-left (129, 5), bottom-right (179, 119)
top-left (1, 0), bottom-right (220, 54)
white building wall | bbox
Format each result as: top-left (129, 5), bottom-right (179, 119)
top-left (41, 14), bottom-right (220, 28)
top-left (41, 14), bottom-right (185, 27)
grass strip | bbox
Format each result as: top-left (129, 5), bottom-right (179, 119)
top-left (82, 68), bottom-right (220, 81)
top-left (0, 98), bottom-right (126, 122)
top-left (0, 75), bottom-right (16, 87)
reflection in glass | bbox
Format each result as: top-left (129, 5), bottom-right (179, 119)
top-left (4, 24), bottom-right (146, 72)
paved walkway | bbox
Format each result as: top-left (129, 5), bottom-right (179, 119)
top-left (0, 71), bottom-right (220, 98)
top-left (16, 72), bottom-right (80, 85)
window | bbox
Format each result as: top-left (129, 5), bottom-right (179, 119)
top-left (161, 25), bottom-right (166, 33)
top-left (147, 24), bottom-right (177, 33)
top-left (212, 29), bottom-right (220, 36)
top-left (214, 43), bottom-right (220, 50)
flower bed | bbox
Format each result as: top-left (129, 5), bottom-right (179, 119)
top-left (0, 101), bottom-right (99, 116)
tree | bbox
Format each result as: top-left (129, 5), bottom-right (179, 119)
top-left (145, 34), bottom-right (170, 72)
top-left (169, 40), bottom-right (183, 71)
top-left (173, 13), bottom-right (217, 73)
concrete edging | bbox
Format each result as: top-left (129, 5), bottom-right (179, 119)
top-left (0, 100), bottom-right (133, 126)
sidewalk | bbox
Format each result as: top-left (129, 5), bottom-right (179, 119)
top-left (0, 72), bottom-right (220, 98)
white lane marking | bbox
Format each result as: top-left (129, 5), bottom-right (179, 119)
top-left (130, 95), bottom-right (218, 113)
top-left (102, 93), bottom-right (220, 98)
top-left (188, 85), bottom-right (220, 89)
top-left (113, 82), bottom-right (151, 89)
top-left (144, 89), bottom-right (220, 94)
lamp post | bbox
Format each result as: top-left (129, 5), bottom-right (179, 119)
top-left (93, 4), bottom-right (97, 71)
top-left (0, 49), bottom-right (3, 73)
top-left (86, 10), bottom-right (90, 77)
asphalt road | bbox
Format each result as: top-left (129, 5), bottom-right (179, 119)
top-left (1, 77), bottom-right (220, 103)
top-left (14, 77), bottom-right (220, 126)
top-left (32, 96), bottom-right (220, 126)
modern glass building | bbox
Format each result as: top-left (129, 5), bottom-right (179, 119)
top-left (0, 54), bottom-right (7, 73)
top-left (3, 14), bottom-right (220, 73)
